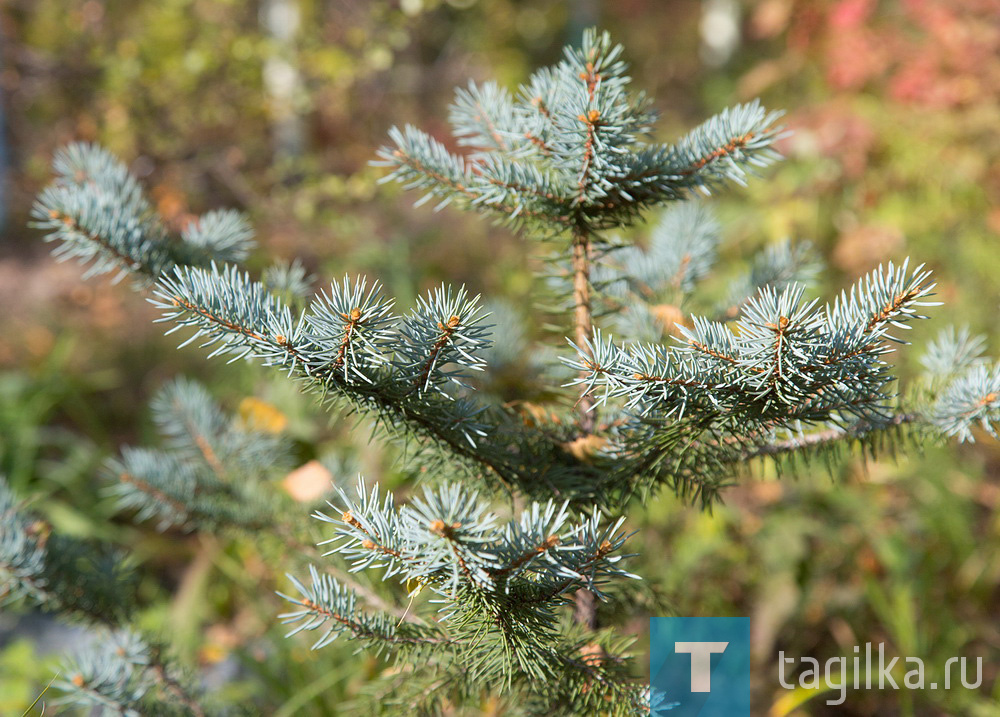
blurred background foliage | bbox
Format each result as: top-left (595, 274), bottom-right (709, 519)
top-left (1, 0), bottom-right (999, 714)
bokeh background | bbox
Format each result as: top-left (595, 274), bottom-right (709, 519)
top-left (1, 0), bottom-right (999, 714)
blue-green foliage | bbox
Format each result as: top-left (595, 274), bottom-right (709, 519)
top-left (32, 144), bottom-right (254, 282)
top-left (52, 630), bottom-right (203, 717)
top-left (920, 327), bottom-right (1000, 441)
top-left (569, 260), bottom-right (935, 422)
top-left (280, 477), bottom-right (633, 686)
top-left (0, 475), bottom-right (137, 621)
top-left (380, 29), bottom-right (783, 233)
top-left (107, 378), bottom-right (293, 531)
top-left (0, 476), bottom-right (47, 605)
top-left (722, 238), bottom-right (820, 314)
top-left (53, 632), bottom-right (152, 716)
top-left (262, 258), bottom-right (315, 305)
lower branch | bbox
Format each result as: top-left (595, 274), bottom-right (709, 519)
top-left (273, 525), bottom-right (423, 625)
top-left (743, 412), bottom-right (918, 461)
top-left (146, 650), bottom-right (206, 717)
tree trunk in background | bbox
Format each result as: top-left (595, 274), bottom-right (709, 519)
top-left (700, 0), bottom-right (741, 67)
top-left (261, 0), bottom-right (305, 160)
top-left (0, 48), bottom-right (8, 233)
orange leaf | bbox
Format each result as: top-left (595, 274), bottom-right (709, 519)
top-left (282, 461), bottom-right (333, 503)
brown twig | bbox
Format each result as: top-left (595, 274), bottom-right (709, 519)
top-left (333, 307), bottom-right (362, 370)
top-left (491, 534), bottom-right (560, 578)
top-left (118, 471), bottom-right (190, 519)
top-left (48, 210), bottom-right (145, 275)
top-left (288, 596), bottom-right (446, 645)
top-left (567, 57), bottom-right (607, 632)
top-left (416, 315), bottom-right (460, 390)
top-left (393, 150), bottom-right (572, 226)
top-left (679, 132), bottom-right (757, 176)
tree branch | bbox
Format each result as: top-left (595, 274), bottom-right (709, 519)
top-left (742, 412), bottom-right (918, 461)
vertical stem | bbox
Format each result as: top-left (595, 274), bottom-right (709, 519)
top-left (572, 224), bottom-right (597, 434)
top-left (571, 222), bottom-right (599, 630)
top-left (573, 587), bottom-right (599, 630)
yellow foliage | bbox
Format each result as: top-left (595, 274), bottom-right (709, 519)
top-left (238, 397), bottom-right (288, 434)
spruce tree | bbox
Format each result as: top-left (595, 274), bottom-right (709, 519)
top-left (4, 29), bottom-right (999, 715)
